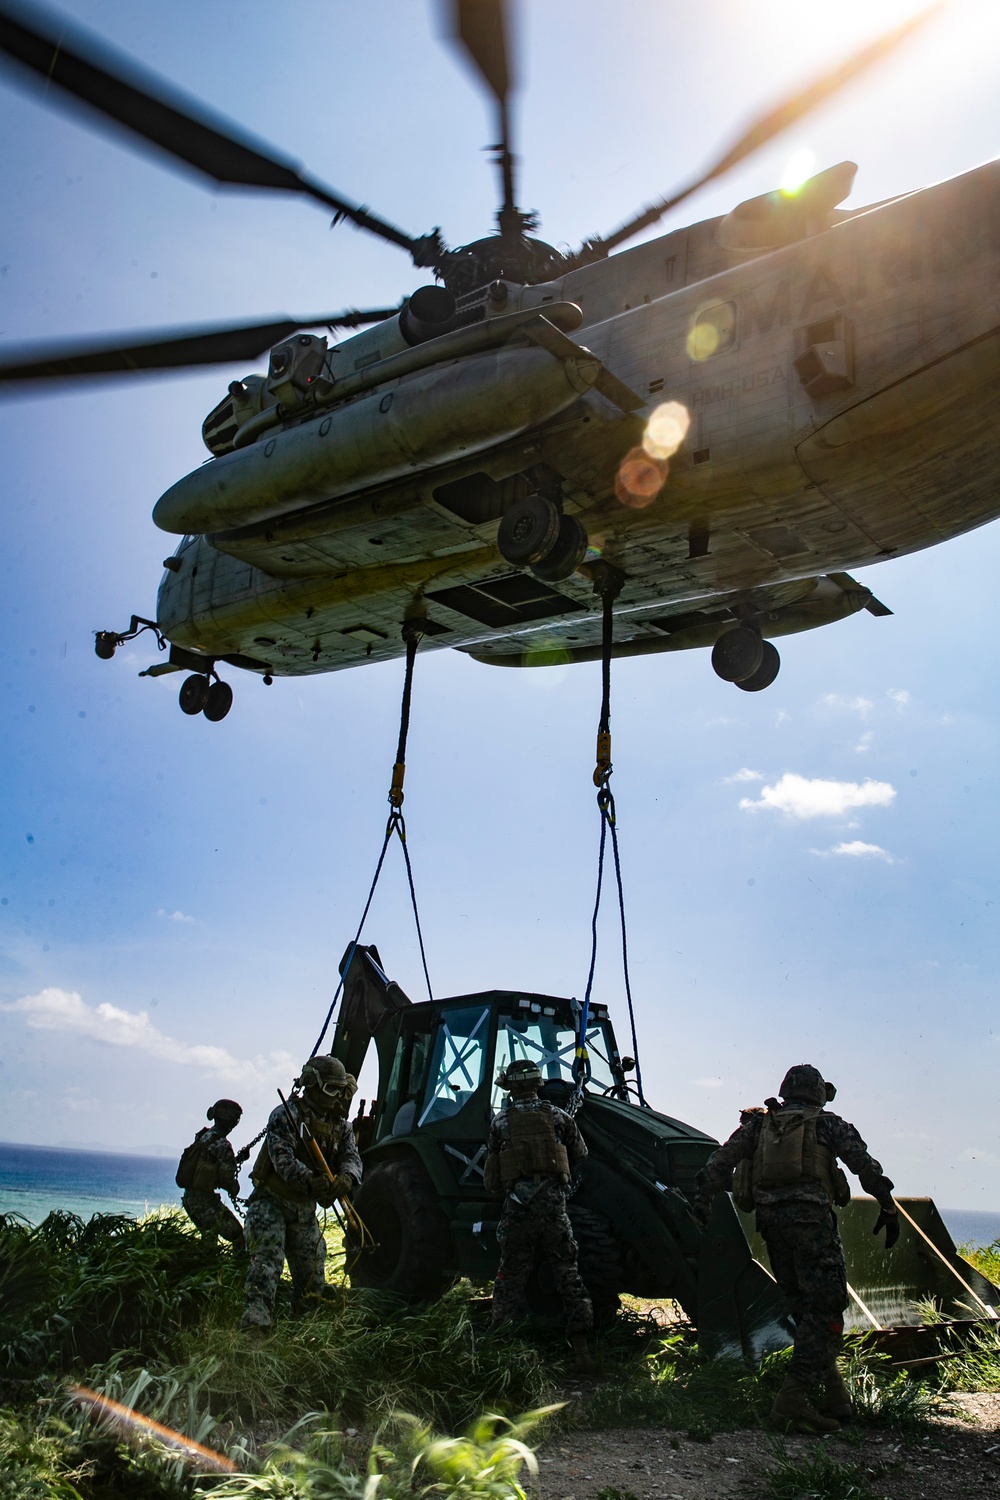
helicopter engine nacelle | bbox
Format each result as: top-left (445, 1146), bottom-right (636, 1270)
top-left (154, 342), bottom-right (599, 535)
top-left (200, 287), bottom-right (458, 457)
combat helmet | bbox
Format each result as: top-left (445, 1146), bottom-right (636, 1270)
top-left (498, 1058), bottom-right (543, 1092)
top-left (298, 1054), bottom-right (358, 1101)
top-left (779, 1064), bottom-right (836, 1108)
top-left (207, 1098), bottom-right (242, 1122)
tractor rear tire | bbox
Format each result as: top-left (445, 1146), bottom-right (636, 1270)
top-left (347, 1156), bottom-right (454, 1302)
top-left (570, 1205), bottom-right (623, 1326)
top-left (525, 1203), bottom-right (622, 1327)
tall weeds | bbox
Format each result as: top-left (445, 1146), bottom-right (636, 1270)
top-left (0, 1210), bottom-right (233, 1370)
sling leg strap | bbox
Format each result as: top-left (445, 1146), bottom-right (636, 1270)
top-left (310, 619), bottom-right (433, 1058)
top-left (577, 566), bottom-right (646, 1106)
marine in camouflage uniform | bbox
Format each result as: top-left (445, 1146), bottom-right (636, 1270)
top-left (484, 1059), bottom-right (594, 1367)
top-left (179, 1098), bottom-right (245, 1252)
top-left (692, 1064), bottom-right (898, 1433)
top-left (241, 1056), bottom-right (362, 1330)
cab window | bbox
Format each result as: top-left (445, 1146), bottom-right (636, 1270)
top-left (418, 1004), bottom-right (490, 1126)
top-left (492, 1010), bottom-right (616, 1111)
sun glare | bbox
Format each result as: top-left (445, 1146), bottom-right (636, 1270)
top-left (643, 401), bottom-right (691, 461)
top-left (781, 147), bottom-right (816, 195)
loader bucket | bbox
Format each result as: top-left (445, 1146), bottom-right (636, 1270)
top-left (738, 1197), bottom-right (1000, 1330)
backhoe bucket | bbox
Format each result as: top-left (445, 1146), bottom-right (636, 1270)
top-left (739, 1197), bottom-right (1000, 1330)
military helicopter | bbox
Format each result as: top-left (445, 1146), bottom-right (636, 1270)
top-left (1, 1), bottom-right (996, 722)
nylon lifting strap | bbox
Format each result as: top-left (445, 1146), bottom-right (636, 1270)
top-left (576, 565), bottom-right (646, 1105)
top-left (310, 619), bottom-right (433, 1058)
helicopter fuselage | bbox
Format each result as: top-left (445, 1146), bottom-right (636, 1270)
top-left (153, 159), bottom-right (999, 686)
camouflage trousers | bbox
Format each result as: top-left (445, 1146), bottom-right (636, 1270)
top-left (242, 1191), bottom-right (327, 1328)
top-left (492, 1180), bottom-right (593, 1334)
top-left (182, 1188), bottom-right (244, 1247)
top-left (758, 1202), bottom-right (848, 1385)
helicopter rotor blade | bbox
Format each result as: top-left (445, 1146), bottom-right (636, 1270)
top-left (449, 0), bottom-right (521, 235)
top-left (0, 308), bottom-right (399, 388)
top-left (571, 6), bottom-right (941, 265)
top-left (0, 1), bottom-right (443, 266)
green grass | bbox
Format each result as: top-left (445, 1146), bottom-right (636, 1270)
top-left (757, 1440), bottom-right (889, 1500)
top-left (960, 1237), bottom-right (1000, 1286)
top-left (2, 1207), bottom-right (998, 1496)
top-left (574, 1319), bottom-right (792, 1435)
top-left (0, 1210), bottom-right (232, 1371)
top-left (925, 1319), bottom-right (1000, 1393)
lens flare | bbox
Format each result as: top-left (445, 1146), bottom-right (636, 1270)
top-left (69, 1385), bottom-right (236, 1472)
top-left (525, 643), bottom-right (572, 667)
top-left (781, 147), bottom-right (816, 195)
top-left (615, 447), bottom-right (668, 508)
top-left (643, 400), bottom-right (691, 461)
top-left (686, 320), bottom-right (719, 361)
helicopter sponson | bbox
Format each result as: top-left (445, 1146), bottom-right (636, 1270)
top-left (152, 301), bottom-right (598, 535)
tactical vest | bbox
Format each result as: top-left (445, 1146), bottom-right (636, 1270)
top-left (251, 1106), bottom-right (343, 1204)
top-left (175, 1129), bottom-right (219, 1192)
top-left (732, 1106), bottom-right (850, 1211)
top-left (498, 1102), bottom-right (570, 1186)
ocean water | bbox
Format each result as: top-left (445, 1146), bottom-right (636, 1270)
top-left (0, 1140), bottom-right (181, 1224)
top-left (940, 1209), bottom-right (1000, 1250)
top-left (2, 1141), bottom-right (1000, 1251)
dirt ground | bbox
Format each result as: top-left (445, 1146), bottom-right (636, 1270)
top-left (535, 1393), bottom-right (1000, 1500)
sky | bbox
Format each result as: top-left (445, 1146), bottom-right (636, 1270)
top-left (0, 0), bottom-right (999, 1208)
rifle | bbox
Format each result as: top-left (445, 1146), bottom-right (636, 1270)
top-left (278, 1088), bottom-right (338, 1189)
top-left (277, 1090), bottom-right (375, 1260)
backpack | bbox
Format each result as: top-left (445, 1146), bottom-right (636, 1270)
top-left (175, 1130), bottom-right (219, 1191)
top-left (733, 1106), bottom-right (850, 1210)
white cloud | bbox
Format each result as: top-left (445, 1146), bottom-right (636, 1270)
top-left (774, 710), bottom-right (790, 727)
top-left (822, 694), bottom-right (873, 714)
top-left (739, 773), bottom-right (896, 820)
top-left (855, 732), bottom-right (874, 754)
top-left (725, 767), bottom-right (764, 784)
top-left (811, 841), bottom-right (896, 863)
top-left (157, 908), bottom-right (196, 923)
top-left (0, 987), bottom-right (293, 1083)
top-left (888, 689), bottom-right (910, 709)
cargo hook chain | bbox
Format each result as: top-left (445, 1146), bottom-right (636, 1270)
top-left (576, 566), bottom-right (647, 1107)
top-left (310, 619), bottom-right (433, 1056)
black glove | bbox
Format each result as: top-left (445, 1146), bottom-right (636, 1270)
top-left (309, 1173), bottom-right (339, 1207)
top-left (873, 1208), bottom-right (900, 1249)
top-left (690, 1197), bottom-right (711, 1231)
top-left (333, 1173), bottom-right (354, 1200)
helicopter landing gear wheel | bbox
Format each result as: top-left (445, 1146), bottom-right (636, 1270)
top-left (203, 680), bottom-right (234, 721)
top-left (530, 515), bottom-right (589, 582)
top-left (711, 626), bottom-right (763, 683)
top-left (178, 674), bottom-right (210, 715)
top-left (735, 639), bottom-right (780, 692)
top-left (94, 631), bottom-right (118, 660)
top-left (497, 496), bottom-right (561, 565)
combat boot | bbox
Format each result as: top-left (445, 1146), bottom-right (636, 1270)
top-left (770, 1373), bottom-right (841, 1434)
top-left (824, 1365), bottom-right (853, 1421)
top-left (570, 1333), bottom-right (597, 1374)
top-left (239, 1303), bottom-right (271, 1335)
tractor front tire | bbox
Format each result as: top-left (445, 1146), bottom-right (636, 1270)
top-left (347, 1157), bottom-right (454, 1302)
